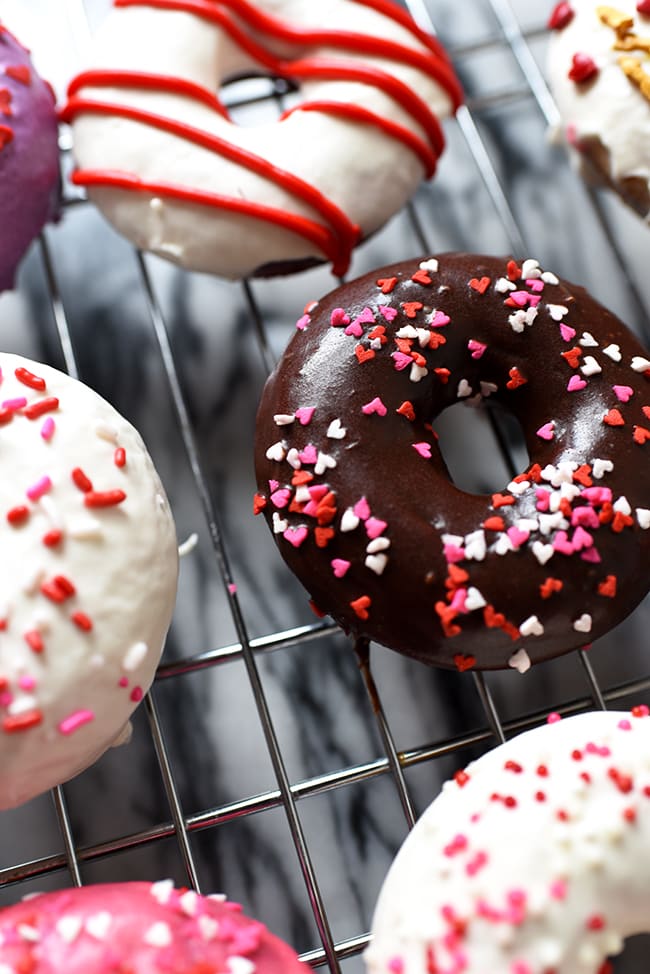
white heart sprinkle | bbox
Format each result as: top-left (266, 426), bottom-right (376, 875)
top-left (143, 921), bottom-right (172, 948)
top-left (228, 959), bottom-right (256, 974)
top-left (122, 641), bottom-right (148, 672)
top-left (365, 553), bottom-right (388, 575)
top-left (539, 512), bottom-right (568, 534)
top-left (179, 890), bottom-right (200, 916)
top-left (508, 310), bottom-right (527, 333)
top-left (366, 537), bottom-right (390, 553)
top-left (636, 508), bottom-right (650, 529)
top-left (327, 418), bottom-right (347, 439)
top-left (340, 509), bottom-right (360, 532)
top-left (416, 328), bottom-right (431, 347)
top-left (273, 413), bottom-right (295, 426)
top-left (580, 355), bottom-right (602, 376)
top-left (419, 258), bottom-right (439, 272)
top-left (519, 615), bottom-right (545, 637)
top-left (457, 379), bottom-right (472, 398)
top-left (508, 479), bottom-right (530, 496)
top-left (56, 917), bottom-right (82, 944)
top-left (613, 495), bottom-right (631, 516)
top-left (480, 381), bottom-right (498, 397)
top-left (494, 534), bottom-right (514, 555)
top-left (508, 648), bottom-right (532, 673)
top-left (396, 325), bottom-right (418, 339)
top-left (532, 541), bottom-right (554, 565)
top-left (592, 458), bottom-right (614, 479)
top-left (525, 307), bottom-right (539, 326)
top-left (464, 530), bottom-right (486, 561)
top-left (495, 277), bottom-right (516, 293)
top-left (580, 332), bottom-right (599, 348)
top-left (547, 304), bottom-right (568, 321)
top-left (198, 915), bottom-right (219, 942)
top-left (521, 258), bottom-right (541, 278)
top-left (272, 513), bottom-right (288, 534)
top-left (632, 355), bottom-right (650, 372)
top-left (86, 912), bottom-right (112, 941)
top-left (541, 271), bottom-right (559, 285)
top-left (573, 614), bottom-right (592, 633)
top-left (286, 448), bottom-right (301, 470)
top-left (465, 587), bottom-right (487, 611)
top-left (602, 343), bottom-right (621, 361)
top-left (265, 441), bottom-right (286, 462)
top-left (315, 452), bottom-right (337, 475)
top-left (410, 363), bottom-right (428, 383)
top-left (17, 924), bottom-right (39, 943)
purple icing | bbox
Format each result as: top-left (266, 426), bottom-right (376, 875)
top-left (0, 25), bottom-right (60, 291)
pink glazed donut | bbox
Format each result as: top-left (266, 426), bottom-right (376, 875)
top-left (0, 23), bottom-right (59, 290)
top-left (0, 881), bottom-right (309, 973)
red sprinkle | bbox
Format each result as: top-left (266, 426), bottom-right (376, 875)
top-left (377, 277), bottom-right (397, 294)
top-left (72, 467), bottom-right (93, 493)
top-left (568, 53), bottom-right (599, 84)
top-left (2, 710), bottom-right (43, 733)
top-left (586, 914), bottom-right (605, 931)
top-left (114, 447), bottom-right (127, 467)
top-left (22, 396), bottom-right (59, 419)
top-left (548, 1), bottom-right (575, 29)
top-left (14, 367), bottom-right (46, 391)
top-left (350, 595), bottom-right (371, 620)
top-left (0, 407), bottom-right (12, 425)
top-left (597, 575), bottom-right (617, 598)
top-left (42, 529), bottom-right (63, 547)
top-left (0, 124), bottom-right (14, 150)
top-left (7, 505), bottom-right (29, 525)
top-left (401, 301), bottom-right (423, 319)
top-left (491, 493), bottom-right (515, 508)
top-left (5, 65), bottom-right (31, 85)
top-left (454, 770), bottom-right (470, 788)
top-left (453, 653), bottom-right (476, 672)
top-left (84, 489), bottom-right (127, 508)
top-left (24, 630), bottom-right (44, 654)
top-left (71, 611), bottom-right (93, 632)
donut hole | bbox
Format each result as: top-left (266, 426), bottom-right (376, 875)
top-left (432, 400), bottom-right (530, 495)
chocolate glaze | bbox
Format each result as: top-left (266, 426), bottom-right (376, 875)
top-left (0, 25), bottom-right (60, 291)
top-left (254, 254), bottom-right (650, 671)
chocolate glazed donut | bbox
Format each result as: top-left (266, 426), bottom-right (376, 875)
top-left (254, 254), bottom-right (650, 671)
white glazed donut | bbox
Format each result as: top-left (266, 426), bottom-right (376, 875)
top-left (0, 354), bottom-right (178, 809)
top-left (60, 0), bottom-right (463, 279)
top-left (547, 0), bottom-right (650, 219)
top-left (366, 708), bottom-right (650, 974)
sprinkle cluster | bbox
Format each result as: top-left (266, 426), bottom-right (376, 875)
top-left (0, 29), bottom-right (32, 155)
top-left (255, 254), bottom-right (650, 669)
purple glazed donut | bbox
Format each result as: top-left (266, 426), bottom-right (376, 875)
top-left (0, 24), bottom-right (59, 290)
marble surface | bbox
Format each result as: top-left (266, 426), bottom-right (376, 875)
top-left (0, 1), bottom-right (649, 971)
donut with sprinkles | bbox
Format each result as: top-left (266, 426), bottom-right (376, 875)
top-left (254, 253), bottom-right (650, 671)
top-left (0, 353), bottom-right (178, 809)
top-left (60, 0), bottom-right (462, 279)
top-left (366, 708), bottom-right (650, 974)
top-left (547, 0), bottom-right (650, 220)
top-left (0, 881), bottom-right (308, 972)
top-left (0, 23), bottom-right (59, 290)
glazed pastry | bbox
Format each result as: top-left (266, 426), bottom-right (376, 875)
top-left (0, 353), bottom-right (178, 809)
top-left (60, 0), bottom-right (462, 279)
top-left (0, 22), bottom-right (59, 290)
top-left (254, 253), bottom-right (650, 671)
top-left (547, 0), bottom-right (650, 219)
top-left (0, 880), bottom-right (308, 972)
top-left (366, 707), bottom-right (650, 974)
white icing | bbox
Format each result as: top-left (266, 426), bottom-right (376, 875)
top-left (0, 354), bottom-right (178, 809)
top-left (367, 711), bottom-right (650, 974)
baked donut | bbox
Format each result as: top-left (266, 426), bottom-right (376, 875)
top-left (0, 23), bottom-right (59, 290)
top-left (0, 881), bottom-right (308, 972)
top-left (59, 0), bottom-right (462, 279)
top-left (547, 0), bottom-right (650, 220)
top-left (366, 707), bottom-right (650, 974)
top-left (254, 253), bottom-right (650, 671)
top-left (0, 353), bottom-right (178, 809)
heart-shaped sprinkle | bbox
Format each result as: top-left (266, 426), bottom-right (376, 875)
top-left (507, 526), bottom-right (530, 548)
top-left (354, 497), bottom-right (371, 520)
top-left (532, 541), bottom-right (554, 565)
top-left (397, 400), bottom-right (415, 421)
top-left (636, 508), bottom-right (650, 529)
top-left (330, 307), bottom-right (350, 327)
top-left (365, 553), bottom-right (388, 575)
top-left (542, 271), bottom-right (560, 284)
top-left (6, 64), bottom-right (32, 85)
top-left (568, 52), bottom-right (599, 84)
top-left (580, 355), bottom-right (601, 376)
top-left (315, 451), bottom-right (337, 475)
top-left (469, 276), bottom-right (490, 294)
top-left (430, 310), bottom-right (451, 328)
top-left (379, 305), bottom-right (398, 322)
top-left (411, 269), bottom-right (432, 286)
top-left (366, 517), bottom-right (387, 539)
top-left (567, 374), bottom-right (587, 392)
top-left (580, 332), bottom-right (599, 348)
top-left (465, 587), bottom-right (487, 611)
top-left (484, 605), bottom-right (506, 628)
top-left (536, 422), bottom-right (555, 441)
top-left (284, 525), bottom-right (308, 548)
top-left (559, 323), bottom-right (577, 342)
top-left (327, 418), bottom-right (347, 439)
top-left (295, 314), bottom-right (310, 331)
top-left (355, 345), bottom-right (375, 364)
top-left (613, 385), bottom-right (633, 403)
top-left (367, 537), bottom-right (390, 554)
top-left (508, 649), bottom-right (532, 674)
top-left (480, 381), bottom-right (498, 397)
top-left (581, 547), bottom-right (601, 564)
top-left (507, 260), bottom-right (522, 280)
top-left (547, 304), bottom-right (568, 321)
top-left (495, 277), bottom-right (516, 294)
top-left (350, 595), bottom-right (371, 620)
top-left (57, 916), bottom-right (83, 944)
top-left (273, 413), bottom-right (294, 426)
top-left (521, 259), bottom-right (541, 278)
top-left (377, 276), bottom-right (398, 294)
top-left (633, 425), bottom-right (650, 444)
top-left (392, 351), bottom-right (413, 371)
top-left (362, 396), bottom-right (387, 416)
top-left (573, 613), bottom-right (592, 633)
top-left (402, 301), bottom-right (423, 319)
top-left (341, 509), bottom-right (359, 532)
top-left (299, 444), bottom-right (318, 464)
top-left (413, 441), bottom-right (432, 459)
top-left (457, 379), bottom-right (472, 398)
top-left (419, 258), bottom-right (439, 273)
top-left (548, 2), bottom-right (574, 29)
top-left (540, 577), bottom-right (563, 598)
top-left (592, 458), bottom-right (614, 479)
top-left (603, 409), bottom-right (624, 427)
top-left (345, 320), bottom-right (364, 338)
top-left (295, 406), bottom-right (315, 425)
top-left (597, 575), bottom-right (617, 598)
top-left (265, 441), bottom-right (286, 462)
top-left (86, 913), bottom-right (112, 940)
top-left (519, 615), bottom-right (544, 637)
top-left (454, 654), bottom-right (476, 672)
top-left (331, 559), bottom-right (351, 578)
top-left (632, 356), bottom-right (650, 372)
top-left (272, 513), bottom-right (288, 533)
top-left (270, 488), bottom-right (291, 508)
top-left (561, 346), bottom-right (582, 368)
top-left (468, 339), bottom-right (487, 359)
top-left (506, 367), bottom-right (527, 390)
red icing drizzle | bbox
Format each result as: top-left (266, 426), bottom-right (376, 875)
top-left (64, 0), bottom-right (462, 274)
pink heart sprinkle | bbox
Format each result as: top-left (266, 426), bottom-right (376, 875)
top-left (509, 290), bottom-right (530, 307)
top-left (269, 479), bottom-right (279, 492)
top-left (559, 323), bottom-right (576, 342)
top-left (366, 517), bottom-right (388, 539)
top-left (379, 306), bottom-right (398, 322)
top-left (571, 507), bottom-right (599, 529)
top-left (613, 385), bottom-right (634, 403)
top-left (430, 311), bottom-right (450, 328)
top-left (345, 321), bottom-right (364, 338)
top-left (567, 374), bottom-right (587, 392)
top-left (443, 543), bottom-right (465, 564)
top-left (392, 351), bottom-right (413, 371)
top-left (413, 441), bottom-right (432, 458)
top-left (536, 422), bottom-right (555, 441)
top-left (308, 485), bottom-right (328, 502)
top-left (535, 488), bottom-right (550, 512)
top-left (295, 407), bottom-right (315, 425)
top-left (299, 444), bottom-right (318, 465)
top-left (270, 488), bottom-right (291, 508)
top-left (450, 588), bottom-right (468, 613)
top-left (571, 526), bottom-right (593, 550)
top-left (468, 339), bottom-right (487, 360)
top-left (581, 547), bottom-right (601, 563)
top-left (283, 526), bottom-right (308, 548)
top-left (356, 307), bottom-right (375, 324)
top-left (362, 396), bottom-right (388, 416)
top-left (331, 558), bottom-right (351, 578)
top-left (354, 496), bottom-right (371, 520)
top-left (528, 295), bottom-right (541, 308)
top-left (302, 501), bottom-right (319, 517)
top-left (507, 526), bottom-right (530, 548)
top-left (296, 314), bottom-right (310, 331)
top-left (552, 531), bottom-right (574, 555)
top-left (526, 279), bottom-right (545, 293)
top-left (550, 880), bottom-right (567, 901)
top-left (330, 308), bottom-right (350, 327)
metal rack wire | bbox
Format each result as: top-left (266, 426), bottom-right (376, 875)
top-left (1, 0), bottom-right (649, 971)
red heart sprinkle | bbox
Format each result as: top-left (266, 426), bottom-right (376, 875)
top-left (597, 575), bottom-right (617, 598)
top-left (568, 52), bottom-right (599, 84)
top-left (483, 516), bottom-right (505, 532)
top-left (561, 346), bottom-right (582, 369)
top-left (5, 65), bottom-right (31, 85)
top-left (540, 577), bottom-right (563, 599)
top-left (603, 409), bottom-right (624, 427)
top-left (548, 1), bottom-right (575, 29)
top-left (350, 595), bottom-right (371, 620)
top-left (506, 260), bottom-right (522, 281)
top-left (484, 605), bottom-right (505, 629)
top-left (506, 367), bottom-right (527, 390)
top-left (314, 527), bottom-right (335, 548)
top-left (355, 344), bottom-right (375, 364)
top-left (633, 425), bottom-right (650, 444)
top-left (0, 124), bottom-right (14, 150)
top-left (396, 400), bottom-right (415, 421)
top-left (447, 565), bottom-right (470, 586)
top-left (411, 269), bottom-right (432, 286)
top-left (492, 493), bottom-right (515, 508)
top-left (253, 493), bottom-right (267, 515)
top-left (377, 277), bottom-right (397, 294)
top-left (401, 301), bottom-right (423, 319)
top-left (454, 654), bottom-right (476, 673)
top-left (469, 276), bottom-right (491, 294)
top-left (643, 405), bottom-right (650, 420)
top-left (434, 368), bottom-right (450, 383)
top-left (0, 88), bottom-right (12, 117)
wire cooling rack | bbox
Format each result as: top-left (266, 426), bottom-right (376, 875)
top-left (0, 1), bottom-right (649, 971)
